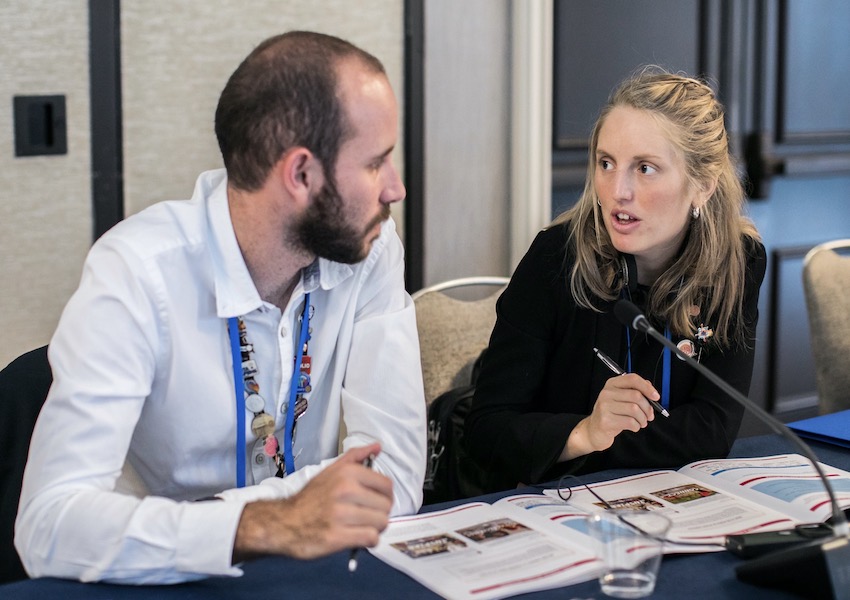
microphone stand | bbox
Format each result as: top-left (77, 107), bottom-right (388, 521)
top-left (614, 299), bottom-right (850, 599)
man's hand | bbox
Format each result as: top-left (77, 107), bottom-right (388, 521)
top-left (232, 442), bottom-right (392, 563)
top-left (561, 374), bottom-right (658, 461)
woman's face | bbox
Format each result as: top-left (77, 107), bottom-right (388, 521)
top-left (594, 105), bottom-right (707, 283)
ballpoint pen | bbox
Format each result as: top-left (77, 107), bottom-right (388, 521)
top-left (348, 454), bottom-right (376, 573)
top-left (592, 347), bottom-right (670, 418)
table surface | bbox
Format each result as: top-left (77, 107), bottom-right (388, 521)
top-left (3, 434), bottom-right (846, 599)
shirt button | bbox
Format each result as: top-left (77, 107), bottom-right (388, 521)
top-left (280, 327), bottom-right (288, 338)
top-left (255, 454), bottom-right (265, 464)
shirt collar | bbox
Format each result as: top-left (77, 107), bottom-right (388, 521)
top-left (203, 170), bottom-right (263, 319)
top-left (315, 257), bottom-right (353, 292)
top-left (204, 169), bottom-right (355, 317)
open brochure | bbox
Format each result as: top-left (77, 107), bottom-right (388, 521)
top-left (543, 453), bottom-right (850, 548)
top-left (369, 454), bottom-right (850, 600)
top-left (369, 498), bottom-right (600, 600)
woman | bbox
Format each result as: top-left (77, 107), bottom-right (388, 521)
top-left (464, 68), bottom-right (766, 491)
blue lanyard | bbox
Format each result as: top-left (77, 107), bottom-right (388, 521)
top-left (228, 316), bottom-right (247, 488)
top-left (625, 323), bottom-right (672, 410)
top-left (661, 325), bottom-right (671, 410)
top-left (228, 292), bottom-right (311, 487)
top-left (284, 293), bottom-right (311, 475)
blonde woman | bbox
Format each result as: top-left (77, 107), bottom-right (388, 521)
top-left (465, 69), bottom-right (766, 490)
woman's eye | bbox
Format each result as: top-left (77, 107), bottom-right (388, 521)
top-left (639, 164), bottom-right (657, 175)
top-left (599, 159), bottom-right (612, 170)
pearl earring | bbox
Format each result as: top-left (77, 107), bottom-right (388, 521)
top-left (692, 206), bottom-right (701, 219)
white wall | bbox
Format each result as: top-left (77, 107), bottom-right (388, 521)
top-left (121, 1), bottom-right (405, 218)
top-left (0, 0), bottom-right (92, 369)
top-left (422, 0), bottom-right (512, 286)
top-left (421, 0), bottom-right (551, 286)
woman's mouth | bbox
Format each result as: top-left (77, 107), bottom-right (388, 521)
top-left (610, 210), bottom-right (640, 233)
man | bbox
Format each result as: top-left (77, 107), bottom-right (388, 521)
top-left (15, 31), bottom-right (426, 584)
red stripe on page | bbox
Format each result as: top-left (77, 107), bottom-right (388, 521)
top-left (550, 513), bottom-right (590, 522)
top-left (470, 557), bottom-right (599, 594)
top-left (739, 474), bottom-right (828, 486)
top-left (807, 495), bottom-right (850, 512)
top-left (689, 456), bottom-right (794, 467)
top-left (390, 503), bottom-right (487, 523)
top-left (574, 471), bottom-right (669, 491)
top-left (504, 495), bottom-right (557, 504)
top-left (678, 518), bottom-right (794, 539)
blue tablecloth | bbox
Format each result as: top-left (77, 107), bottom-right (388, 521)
top-left (2, 434), bottom-right (846, 599)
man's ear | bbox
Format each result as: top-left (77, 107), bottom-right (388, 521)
top-left (275, 147), bottom-right (324, 205)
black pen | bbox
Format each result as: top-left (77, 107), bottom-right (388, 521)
top-left (592, 347), bottom-right (670, 417)
top-left (348, 454), bottom-right (376, 573)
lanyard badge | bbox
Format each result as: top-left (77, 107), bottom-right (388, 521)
top-left (228, 292), bottom-right (313, 487)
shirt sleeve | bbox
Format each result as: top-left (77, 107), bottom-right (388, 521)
top-left (15, 237), bottom-right (244, 583)
top-left (338, 223), bottom-right (427, 515)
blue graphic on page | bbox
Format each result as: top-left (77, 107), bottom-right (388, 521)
top-left (751, 478), bottom-right (850, 502)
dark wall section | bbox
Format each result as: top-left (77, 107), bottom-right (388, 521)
top-left (89, 0), bottom-right (123, 240)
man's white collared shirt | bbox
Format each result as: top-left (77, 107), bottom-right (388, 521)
top-left (16, 169), bottom-right (426, 583)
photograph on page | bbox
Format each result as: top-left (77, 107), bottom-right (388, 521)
top-left (369, 502), bottom-right (599, 600)
top-left (545, 470), bottom-right (796, 550)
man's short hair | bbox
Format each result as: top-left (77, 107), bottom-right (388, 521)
top-left (214, 31), bottom-right (386, 191)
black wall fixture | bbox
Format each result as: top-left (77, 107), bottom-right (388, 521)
top-left (13, 95), bottom-right (67, 157)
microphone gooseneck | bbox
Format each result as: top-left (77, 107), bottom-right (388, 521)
top-left (613, 299), bottom-right (650, 334)
top-left (613, 298), bottom-right (850, 599)
top-left (613, 299), bottom-right (848, 535)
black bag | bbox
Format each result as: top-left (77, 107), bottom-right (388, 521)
top-left (423, 352), bottom-right (493, 505)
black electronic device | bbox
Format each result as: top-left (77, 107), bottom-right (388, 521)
top-left (614, 299), bottom-right (850, 600)
top-left (617, 253), bottom-right (639, 295)
top-left (725, 523), bottom-right (834, 559)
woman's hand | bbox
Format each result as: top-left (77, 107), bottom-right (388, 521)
top-left (560, 374), bottom-right (660, 461)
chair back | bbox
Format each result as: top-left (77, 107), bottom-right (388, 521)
top-left (803, 240), bottom-right (850, 414)
top-left (0, 345), bottom-right (51, 583)
top-left (412, 277), bottom-right (508, 406)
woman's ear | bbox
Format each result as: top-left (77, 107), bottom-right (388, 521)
top-left (694, 176), bottom-right (718, 210)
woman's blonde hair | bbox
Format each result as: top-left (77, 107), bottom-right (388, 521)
top-left (554, 67), bottom-right (760, 348)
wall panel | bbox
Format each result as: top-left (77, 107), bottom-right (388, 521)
top-left (422, 0), bottom-right (511, 286)
top-left (0, 0), bottom-right (92, 368)
top-left (121, 1), bottom-right (405, 222)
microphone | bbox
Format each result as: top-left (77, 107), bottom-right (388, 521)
top-left (613, 299), bottom-right (650, 334)
top-left (614, 299), bottom-right (850, 599)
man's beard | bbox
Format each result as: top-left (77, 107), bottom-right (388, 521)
top-left (295, 177), bottom-right (391, 264)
